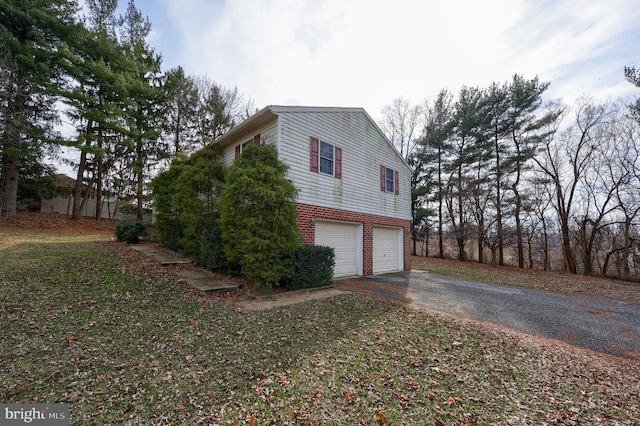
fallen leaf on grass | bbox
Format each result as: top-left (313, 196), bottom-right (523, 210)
top-left (375, 412), bottom-right (390, 425)
top-left (345, 389), bottom-right (355, 402)
top-left (444, 396), bottom-right (462, 406)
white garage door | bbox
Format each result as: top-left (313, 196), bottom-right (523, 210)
top-left (315, 221), bottom-right (361, 278)
top-left (373, 226), bottom-right (402, 274)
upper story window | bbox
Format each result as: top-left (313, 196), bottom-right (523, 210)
top-left (385, 167), bottom-right (395, 192)
top-left (234, 133), bottom-right (261, 160)
top-left (380, 165), bottom-right (399, 195)
top-left (310, 136), bottom-right (342, 179)
top-left (241, 139), bottom-right (253, 151)
top-left (319, 141), bottom-right (334, 175)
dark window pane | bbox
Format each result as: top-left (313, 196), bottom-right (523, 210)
top-left (385, 167), bottom-right (394, 192)
top-left (320, 141), bottom-right (334, 160)
top-left (320, 158), bottom-right (333, 175)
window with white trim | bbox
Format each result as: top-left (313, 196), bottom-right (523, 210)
top-left (385, 167), bottom-right (395, 192)
top-left (234, 133), bottom-right (261, 160)
top-left (319, 141), bottom-right (335, 175)
top-left (380, 165), bottom-right (399, 195)
top-left (310, 136), bottom-right (342, 179)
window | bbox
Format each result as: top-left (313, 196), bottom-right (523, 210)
top-left (385, 167), bottom-right (395, 192)
top-left (319, 141), bottom-right (334, 175)
top-left (310, 136), bottom-right (342, 178)
top-left (380, 165), bottom-right (399, 195)
top-left (241, 139), bottom-right (253, 151)
top-left (234, 133), bottom-right (261, 160)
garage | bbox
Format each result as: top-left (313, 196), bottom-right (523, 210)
top-left (315, 221), bottom-right (362, 278)
top-left (373, 226), bottom-right (403, 274)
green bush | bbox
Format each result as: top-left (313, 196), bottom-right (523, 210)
top-left (115, 220), bottom-right (148, 244)
top-left (166, 218), bottom-right (184, 252)
top-left (220, 143), bottom-right (300, 293)
top-left (196, 225), bottom-right (238, 274)
top-left (282, 245), bottom-right (335, 291)
top-left (151, 146), bottom-right (225, 256)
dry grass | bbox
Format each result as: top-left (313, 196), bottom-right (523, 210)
top-left (1, 215), bottom-right (639, 424)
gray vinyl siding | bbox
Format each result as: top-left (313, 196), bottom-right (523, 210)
top-left (278, 110), bottom-right (410, 220)
top-left (218, 107), bottom-right (411, 221)
top-left (221, 121), bottom-right (278, 165)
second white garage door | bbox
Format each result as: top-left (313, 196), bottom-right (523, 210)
top-left (373, 226), bottom-right (402, 274)
top-left (315, 221), bottom-right (362, 278)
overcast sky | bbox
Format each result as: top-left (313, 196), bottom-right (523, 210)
top-left (122, 0), bottom-right (640, 120)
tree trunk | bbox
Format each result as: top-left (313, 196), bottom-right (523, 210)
top-left (514, 189), bottom-right (524, 268)
top-left (490, 246), bottom-right (497, 266)
top-left (95, 155), bottom-right (103, 220)
top-left (456, 237), bottom-right (466, 261)
top-left (495, 137), bottom-right (504, 266)
top-left (560, 213), bottom-right (577, 274)
top-left (1, 154), bottom-right (19, 217)
top-left (424, 225), bottom-right (429, 257)
top-left (437, 149), bottom-right (444, 258)
top-left (623, 216), bottom-right (631, 280)
top-left (73, 120), bottom-right (92, 220)
top-left (72, 152), bottom-right (86, 220)
top-left (136, 135), bottom-right (144, 220)
top-left (542, 215), bottom-right (549, 271)
top-left (456, 158), bottom-right (465, 261)
top-left (95, 125), bottom-right (104, 220)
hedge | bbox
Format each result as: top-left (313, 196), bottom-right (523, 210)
top-left (282, 245), bottom-right (335, 291)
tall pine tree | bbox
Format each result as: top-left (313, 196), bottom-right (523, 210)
top-left (120, 0), bottom-right (166, 219)
top-left (0, 0), bottom-right (79, 216)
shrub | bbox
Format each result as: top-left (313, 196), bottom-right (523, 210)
top-left (196, 225), bottom-right (238, 274)
top-left (165, 218), bottom-right (183, 252)
top-left (115, 220), bottom-right (148, 244)
top-left (220, 143), bottom-right (300, 293)
top-left (282, 245), bottom-right (335, 291)
top-left (151, 146), bottom-right (225, 256)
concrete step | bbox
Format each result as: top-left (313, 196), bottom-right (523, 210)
top-left (182, 269), bottom-right (239, 293)
top-left (131, 245), bottom-right (192, 265)
top-left (130, 244), bottom-right (239, 293)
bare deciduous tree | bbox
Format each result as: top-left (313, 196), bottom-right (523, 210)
top-left (380, 96), bottom-right (421, 160)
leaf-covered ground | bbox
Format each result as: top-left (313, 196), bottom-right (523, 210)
top-left (1, 223), bottom-right (639, 424)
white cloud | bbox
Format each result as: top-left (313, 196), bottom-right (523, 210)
top-left (137, 0), bottom-right (640, 119)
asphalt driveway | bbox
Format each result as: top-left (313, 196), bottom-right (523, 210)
top-left (336, 271), bottom-right (640, 360)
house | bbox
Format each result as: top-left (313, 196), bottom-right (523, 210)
top-left (214, 106), bottom-right (411, 278)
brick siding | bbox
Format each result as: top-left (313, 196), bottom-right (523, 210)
top-left (296, 203), bottom-right (411, 276)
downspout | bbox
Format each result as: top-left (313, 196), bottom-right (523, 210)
top-left (276, 113), bottom-right (282, 160)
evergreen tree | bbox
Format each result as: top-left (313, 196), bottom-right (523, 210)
top-left (220, 143), bottom-right (300, 293)
top-left (413, 88), bottom-right (453, 257)
top-left (64, 0), bottom-right (130, 219)
top-left (446, 86), bottom-right (486, 260)
top-left (0, 0), bottom-right (79, 216)
top-left (624, 66), bottom-right (640, 118)
top-left (120, 0), bottom-right (167, 219)
top-left (152, 144), bottom-right (225, 254)
top-left (484, 81), bottom-right (510, 265)
top-left (504, 74), bottom-right (557, 268)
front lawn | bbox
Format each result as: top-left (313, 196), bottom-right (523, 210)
top-left (1, 228), bottom-right (638, 424)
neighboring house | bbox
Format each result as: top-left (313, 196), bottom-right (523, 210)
top-left (214, 106), bottom-right (411, 278)
top-left (40, 174), bottom-right (142, 220)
